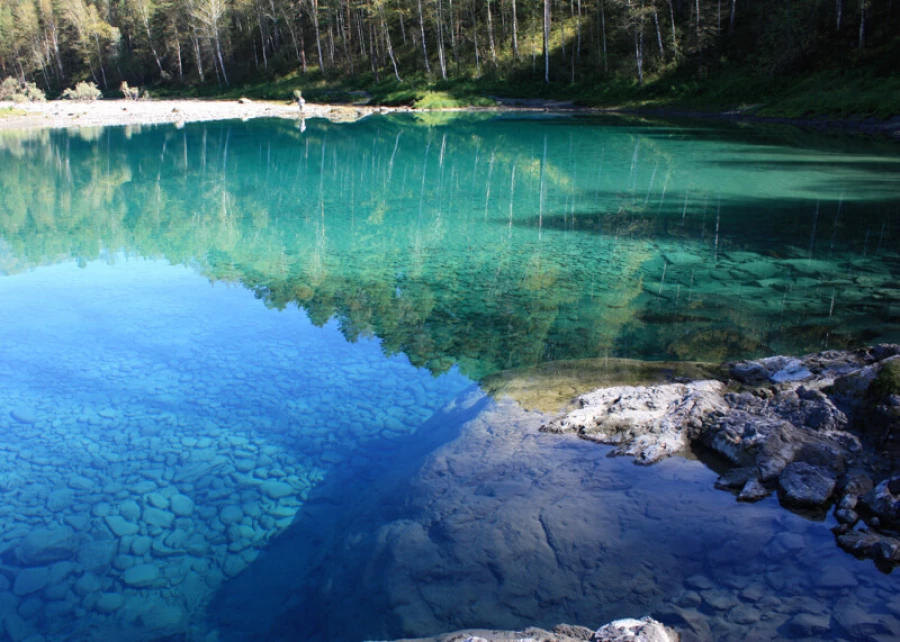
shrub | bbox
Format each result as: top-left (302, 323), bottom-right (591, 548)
top-left (0, 77), bottom-right (46, 102)
top-left (869, 360), bottom-right (900, 400)
top-left (120, 81), bottom-right (141, 100)
top-left (62, 81), bottom-right (101, 101)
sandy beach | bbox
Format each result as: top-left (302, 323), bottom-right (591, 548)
top-left (0, 98), bottom-right (409, 130)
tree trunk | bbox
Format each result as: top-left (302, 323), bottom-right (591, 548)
top-left (487, 0), bottom-right (497, 65)
top-left (470, 2), bottom-right (481, 74)
top-left (543, 0), bottom-right (550, 82)
top-left (215, 30), bottom-right (229, 85)
top-left (257, 4), bottom-right (268, 70)
top-left (729, 0), bottom-right (736, 33)
top-left (311, 0), bottom-right (325, 70)
top-left (191, 26), bottom-right (204, 83)
top-left (667, 0), bottom-right (678, 57)
top-left (434, 0), bottom-right (448, 79)
top-left (836, 0), bottom-right (843, 29)
top-left (511, 0), bottom-right (519, 59)
top-left (858, 0), bottom-right (866, 48)
top-left (653, 8), bottom-right (664, 59)
top-left (417, 0), bottom-right (432, 74)
top-left (380, 9), bottom-right (402, 81)
top-left (600, 0), bottom-right (608, 73)
top-left (695, 0), bottom-right (701, 39)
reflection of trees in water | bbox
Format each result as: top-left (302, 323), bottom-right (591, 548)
top-left (0, 117), bottom-right (898, 378)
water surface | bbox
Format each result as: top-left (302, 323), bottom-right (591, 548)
top-left (0, 115), bottom-right (898, 641)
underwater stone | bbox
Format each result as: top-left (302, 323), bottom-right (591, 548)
top-left (119, 500), bottom-right (141, 521)
top-left (91, 503), bottom-right (111, 517)
top-left (2, 612), bottom-right (35, 642)
top-left (78, 539), bottom-right (117, 572)
top-left (46, 489), bottom-right (75, 512)
top-left (169, 494), bottom-right (194, 517)
top-left (788, 613), bottom-right (831, 637)
top-left (139, 602), bottom-right (185, 630)
top-left (146, 493), bottom-right (169, 510)
top-left (142, 507), bottom-right (175, 528)
top-left (122, 564), bottom-right (160, 587)
top-left (16, 527), bottom-right (78, 566)
top-left (104, 516), bottom-right (139, 538)
top-left (73, 572), bottom-right (101, 597)
top-left (13, 567), bottom-right (50, 596)
top-left (131, 536), bottom-right (152, 556)
top-left (9, 409), bottom-right (36, 425)
top-left (47, 561), bottom-right (76, 585)
top-left (68, 475), bottom-right (94, 491)
top-left (260, 481), bottom-right (294, 499)
top-left (94, 593), bottom-right (124, 614)
top-left (219, 505), bottom-right (243, 525)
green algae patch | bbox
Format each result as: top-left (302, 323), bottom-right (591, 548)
top-left (481, 357), bottom-right (727, 413)
top-left (869, 358), bottom-right (900, 400)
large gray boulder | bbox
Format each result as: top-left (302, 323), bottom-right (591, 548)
top-left (15, 526), bottom-right (79, 566)
top-left (777, 462), bottom-right (836, 507)
top-left (593, 618), bottom-right (679, 642)
top-left (542, 381), bottom-right (726, 464)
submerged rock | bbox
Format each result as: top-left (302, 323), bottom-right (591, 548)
top-left (15, 527), bottom-right (79, 566)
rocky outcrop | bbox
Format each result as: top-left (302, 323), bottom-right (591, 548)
top-left (541, 381), bottom-right (727, 464)
top-left (542, 345), bottom-right (900, 565)
top-left (384, 617), bottom-right (679, 642)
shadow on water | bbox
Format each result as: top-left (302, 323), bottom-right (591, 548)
top-left (206, 388), bottom-right (490, 641)
top-left (205, 389), bottom-right (900, 642)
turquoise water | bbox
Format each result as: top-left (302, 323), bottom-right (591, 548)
top-left (0, 115), bottom-right (898, 641)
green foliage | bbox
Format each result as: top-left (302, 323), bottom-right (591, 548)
top-left (0, 0), bottom-right (898, 119)
top-left (0, 77), bottom-right (45, 102)
top-left (62, 81), bottom-right (102, 101)
top-left (0, 106), bottom-right (27, 118)
top-left (119, 81), bottom-right (141, 100)
top-left (870, 360), bottom-right (900, 400)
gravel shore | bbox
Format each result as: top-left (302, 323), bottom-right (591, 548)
top-left (0, 98), bottom-right (407, 130)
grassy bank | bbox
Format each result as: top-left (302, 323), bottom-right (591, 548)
top-left (149, 62), bottom-right (899, 122)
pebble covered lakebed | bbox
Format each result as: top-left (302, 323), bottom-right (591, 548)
top-left (0, 114), bottom-right (898, 641)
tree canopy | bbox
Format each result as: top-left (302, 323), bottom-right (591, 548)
top-left (0, 0), bottom-right (896, 95)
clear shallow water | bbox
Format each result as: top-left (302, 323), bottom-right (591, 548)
top-left (0, 116), bottom-right (898, 641)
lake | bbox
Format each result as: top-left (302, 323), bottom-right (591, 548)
top-left (0, 114), bottom-right (898, 641)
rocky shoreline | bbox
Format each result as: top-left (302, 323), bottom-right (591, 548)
top-left (0, 98), bottom-right (412, 130)
top-left (542, 345), bottom-right (900, 566)
top-left (379, 617), bottom-right (679, 642)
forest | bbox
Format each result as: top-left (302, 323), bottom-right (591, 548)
top-left (0, 0), bottom-right (898, 111)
